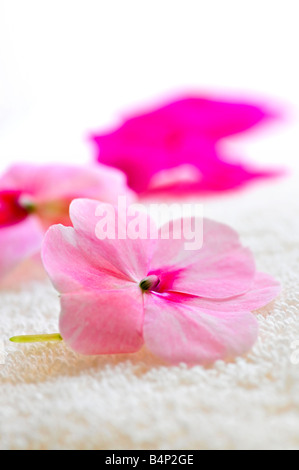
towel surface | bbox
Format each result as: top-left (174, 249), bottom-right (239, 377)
top-left (0, 177), bottom-right (298, 450)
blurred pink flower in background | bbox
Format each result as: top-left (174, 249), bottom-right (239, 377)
top-left (42, 199), bottom-right (280, 365)
top-left (0, 163), bottom-right (133, 278)
top-left (91, 95), bottom-right (282, 195)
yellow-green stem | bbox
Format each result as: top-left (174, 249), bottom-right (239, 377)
top-left (10, 333), bottom-right (63, 343)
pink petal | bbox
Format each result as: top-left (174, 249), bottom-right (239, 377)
top-left (0, 163), bottom-right (132, 204)
top-left (147, 160), bottom-right (282, 195)
top-left (60, 286), bottom-right (144, 355)
top-left (143, 293), bottom-right (258, 365)
top-left (170, 246), bottom-right (256, 299)
top-left (150, 218), bottom-right (256, 298)
top-left (69, 198), bottom-right (157, 282)
top-left (194, 272), bottom-right (281, 312)
top-left (92, 129), bottom-right (221, 194)
top-left (0, 216), bottom-right (43, 278)
top-left (146, 96), bottom-right (274, 139)
top-left (92, 135), bottom-right (168, 193)
top-left (95, 96), bottom-right (272, 143)
top-left (151, 218), bottom-right (241, 271)
top-left (42, 224), bottom-right (133, 293)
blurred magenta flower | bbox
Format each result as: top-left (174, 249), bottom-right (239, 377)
top-left (42, 199), bottom-right (280, 365)
top-left (0, 164), bottom-right (133, 278)
top-left (91, 95), bottom-right (281, 195)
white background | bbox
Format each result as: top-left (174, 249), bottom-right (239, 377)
top-left (0, 0), bottom-right (298, 175)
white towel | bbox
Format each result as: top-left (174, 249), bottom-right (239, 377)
top-left (0, 177), bottom-right (298, 450)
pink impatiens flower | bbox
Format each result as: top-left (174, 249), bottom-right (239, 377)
top-left (91, 95), bottom-right (281, 195)
top-left (0, 164), bottom-right (133, 278)
top-left (42, 199), bottom-right (280, 365)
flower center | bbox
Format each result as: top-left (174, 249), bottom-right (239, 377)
top-left (139, 275), bottom-right (160, 292)
top-left (0, 190), bottom-right (35, 228)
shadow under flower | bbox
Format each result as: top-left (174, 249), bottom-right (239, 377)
top-left (2, 341), bottom-right (169, 385)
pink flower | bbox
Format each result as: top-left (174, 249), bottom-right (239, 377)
top-left (91, 95), bottom-right (281, 195)
top-left (42, 199), bottom-right (280, 365)
top-left (0, 164), bottom-right (133, 278)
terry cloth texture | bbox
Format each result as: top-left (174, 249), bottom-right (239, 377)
top-left (0, 176), bottom-right (299, 450)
